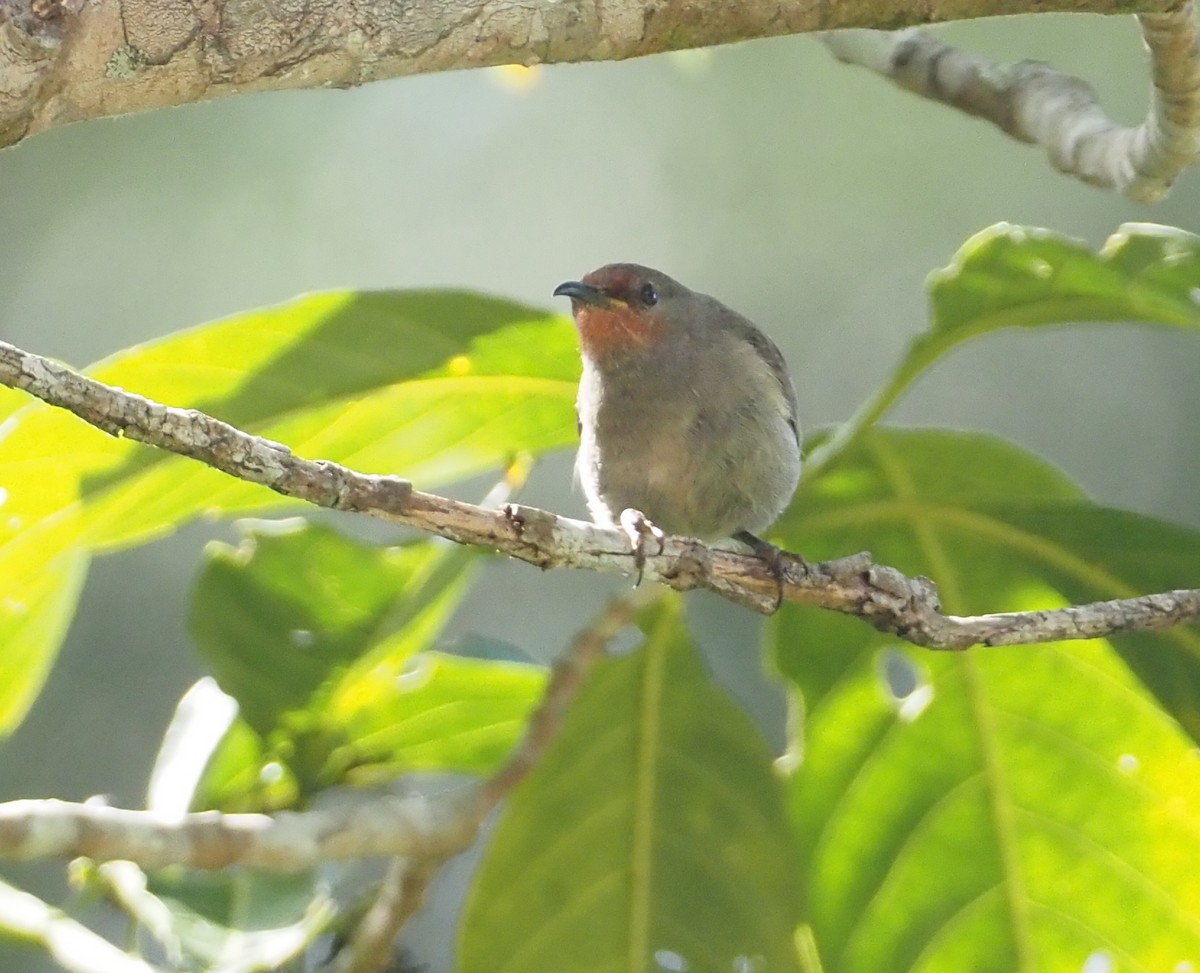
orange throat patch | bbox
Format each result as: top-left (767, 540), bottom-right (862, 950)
top-left (575, 304), bottom-right (661, 362)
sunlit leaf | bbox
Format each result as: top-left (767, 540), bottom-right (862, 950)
top-left (190, 521), bottom-right (542, 811)
top-left (0, 545), bottom-right (86, 737)
top-left (771, 427), bottom-right (1200, 972)
top-left (928, 222), bottom-right (1200, 341)
top-left (326, 652), bottom-right (543, 788)
top-left (460, 595), bottom-right (801, 973)
top-left (190, 713), bottom-right (297, 814)
top-left (0, 290), bottom-right (578, 737)
top-left (191, 520), bottom-right (473, 736)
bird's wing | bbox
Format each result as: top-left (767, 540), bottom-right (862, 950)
top-left (729, 317), bottom-right (800, 444)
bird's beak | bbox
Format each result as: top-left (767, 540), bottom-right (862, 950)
top-left (553, 280), bottom-right (622, 308)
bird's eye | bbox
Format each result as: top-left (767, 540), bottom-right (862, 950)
top-left (639, 282), bottom-right (659, 306)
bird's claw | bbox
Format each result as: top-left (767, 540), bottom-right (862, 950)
top-left (733, 530), bottom-right (793, 613)
top-left (619, 508), bottom-right (666, 586)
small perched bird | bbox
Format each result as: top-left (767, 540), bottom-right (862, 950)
top-left (554, 263), bottom-right (801, 582)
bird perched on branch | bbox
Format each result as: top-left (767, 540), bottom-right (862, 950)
top-left (554, 263), bottom-right (801, 596)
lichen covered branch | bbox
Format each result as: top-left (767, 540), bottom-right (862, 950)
top-left (1, 337), bottom-right (1198, 649)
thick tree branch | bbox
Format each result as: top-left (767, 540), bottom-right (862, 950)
top-left (0, 0), bottom-right (1178, 149)
top-left (817, 4), bottom-right (1200, 200)
top-left (1, 337), bottom-right (1198, 648)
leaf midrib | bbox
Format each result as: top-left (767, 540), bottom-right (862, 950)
top-left (861, 435), bottom-right (1036, 973)
top-left (629, 613), bottom-right (669, 973)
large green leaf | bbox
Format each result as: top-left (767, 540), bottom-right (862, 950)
top-left (190, 521), bottom-right (542, 811)
top-left (0, 291), bottom-right (577, 737)
top-left (460, 595), bottom-right (801, 973)
top-left (771, 428), bottom-right (1200, 972)
top-left (806, 223), bottom-right (1200, 479)
top-left (928, 222), bottom-right (1200, 336)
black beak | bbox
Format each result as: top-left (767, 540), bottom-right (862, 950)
top-left (553, 280), bottom-right (615, 307)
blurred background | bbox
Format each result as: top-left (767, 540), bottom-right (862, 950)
top-left (2, 12), bottom-right (1199, 971)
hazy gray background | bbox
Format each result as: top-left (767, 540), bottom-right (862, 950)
top-left (2, 13), bottom-right (1199, 971)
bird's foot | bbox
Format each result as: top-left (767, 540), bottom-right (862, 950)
top-left (733, 530), bottom-right (794, 613)
top-left (619, 508), bottom-right (666, 586)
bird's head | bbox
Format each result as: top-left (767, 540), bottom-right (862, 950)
top-left (553, 263), bottom-right (681, 362)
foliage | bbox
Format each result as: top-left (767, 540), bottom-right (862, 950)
top-left (1, 223), bottom-right (1199, 972)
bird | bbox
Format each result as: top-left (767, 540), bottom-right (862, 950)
top-left (553, 263), bottom-right (801, 599)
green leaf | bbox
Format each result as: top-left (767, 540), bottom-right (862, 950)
top-left (323, 652), bottom-right (544, 788)
top-left (190, 520), bottom-right (542, 810)
top-left (928, 222), bottom-right (1200, 339)
top-left (0, 545), bottom-right (87, 736)
top-left (771, 428), bottom-right (1200, 972)
top-left (460, 595), bottom-right (801, 973)
top-left (0, 451), bottom-right (91, 737)
top-left (0, 290), bottom-right (578, 738)
top-left (190, 520), bottom-right (471, 736)
top-left (78, 296), bottom-right (578, 551)
top-left (782, 428), bottom-right (1200, 737)
top-left (806, 223), bottom-right (1200, 479)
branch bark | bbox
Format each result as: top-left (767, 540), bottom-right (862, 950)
top-left (0, 0), bottom-right (1179, 149)
top-left (2, 337), bottom-right (1198, 649)
top-left (817, 4), bottom-right (1200, 201)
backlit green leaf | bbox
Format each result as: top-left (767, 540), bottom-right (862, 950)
top-left (190, 521), bottom-right (542, 811)
top-left (771, 427), bottom-right (1200, 972)
top-left (0, 291), bottom-right (577, 737)
top-left (324, 652), bottom-right (543, 789)
top-left (190, 520), bottom-right (472, 737)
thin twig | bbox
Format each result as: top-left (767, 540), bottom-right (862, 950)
top-left (0, 876), bottom-right (166, 973)
top-left (1, 338), bottom-right (1197, 648)
top-left (331, 858), bottom-right (428, 973)
top-left (331, 590), bottom-right (652, 973)
top-left (470, 588), bottom-right (654, 814)
top-left (818, 4), bottom-right (1200, 200)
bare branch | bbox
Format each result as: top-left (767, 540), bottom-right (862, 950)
top-left (0, 795), bottom-right (463, 870)
top-left (0, 0), bottom-right (1178, 149)
top-left (817, 4), bottom-right (1200, 201)
top-left (1, 337), bottom-right (1198, 649)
